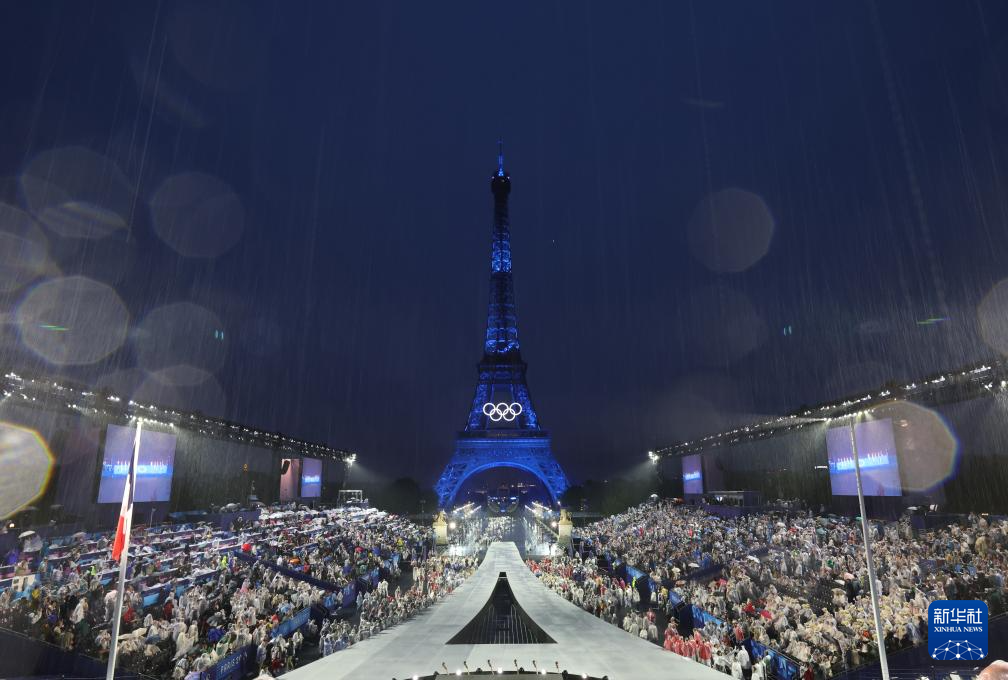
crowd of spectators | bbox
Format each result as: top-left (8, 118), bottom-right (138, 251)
top-left (7, 496), bottom-right (1005, 680)
top-left (528, 555), bottom-right (637, 625)
top-left (528, 551), bottom-right (764, 678)
top-left (250, 508), bottom-right (427, 593)
top-left (0, 505), bottom-right (458, 679)
top-left (318, 554), bottom-right (476, 656)
top-left (534, 501), bottom-right (1008, 678)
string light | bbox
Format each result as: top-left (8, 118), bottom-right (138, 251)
top-left (650, 357), bottom-right (1007, 459)
top-left (1, 370), bottom-right (356, 464)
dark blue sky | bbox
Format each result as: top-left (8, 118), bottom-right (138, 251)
top-left (3, 1), bottom-right (1008, 485)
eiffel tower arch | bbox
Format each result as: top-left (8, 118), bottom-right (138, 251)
top-left (435, 143), bottom-right (569, 508)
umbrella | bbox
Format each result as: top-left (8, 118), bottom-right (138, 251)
top-left (746, 555), bottom-right (760, 563)
top-left (688, 562), bottom-right (700, 568)
top-left (834, 579), bottom-right (845, 586)
top-left (19, 531), bottom-right (42, 552)
top-left (843, 572), bottom-right (855, 580)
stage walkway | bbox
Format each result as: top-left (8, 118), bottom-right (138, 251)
top-left (285, 541), bottom-right (725, 680)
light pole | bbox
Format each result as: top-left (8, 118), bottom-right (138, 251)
top-left (847, 412), bottom-right (890, 680)
top-left (648, 450), bottom-right (664, 487)
top-left (341, 453), bottom-right (355, 492)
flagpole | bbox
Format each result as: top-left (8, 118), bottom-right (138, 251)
top-left (848, 414), bottom-right (890, 680)
top-left (106, 420), bottom-right (142, 680)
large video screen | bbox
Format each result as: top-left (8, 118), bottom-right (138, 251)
top-left (301, 458), bottom-right (322, 498)
top-left (826, 418), bottom-right (902, 496)
top-left (97, 425), bottom-right (177, 503)
top-left (682, 454), bottom-right (703, 495)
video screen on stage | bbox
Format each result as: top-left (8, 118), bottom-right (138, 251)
top-left (301, 458), bottom-right (322, 498)
top-left (826, 418), bottom-right (902, 497)
top-left (97, 425), bottom-right (177, 503)
top-left (682, 454), bottom-right (703, 494)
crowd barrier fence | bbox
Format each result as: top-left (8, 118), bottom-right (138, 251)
top-left (745, 638), bottom-right (801, 680)
top-left (184, 644), bottom-right (256, 680)
top-left (270, 607), bottom-right (311, 639)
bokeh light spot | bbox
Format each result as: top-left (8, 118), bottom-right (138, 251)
top-left (688, 285), bottom-right (768, 364)
top-left (16, 276), bottom-right (130, 365)
top-left (0, 202), bottom-right (49, 293)
top-left (868, 400), bottom-right (959, 492)
top-left (688, 188), bottom-right (775, 273)
top-left (150, 172), bottom-right (244, 258)
top-left (134, 302), bottom-right (227, 380)
top-left (20, 147), bottom-right (134, 240)
top-left (0, 422), bottom-right (54, 519)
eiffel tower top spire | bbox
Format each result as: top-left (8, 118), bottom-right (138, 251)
top-left (485, 140), bottom-right (519, 356)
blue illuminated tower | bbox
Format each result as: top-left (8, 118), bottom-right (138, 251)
top-left (435, 143), bottom-right (570, 508)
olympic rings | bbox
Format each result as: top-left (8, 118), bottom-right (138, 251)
top-left (482, 401), bottom-right (523, 422)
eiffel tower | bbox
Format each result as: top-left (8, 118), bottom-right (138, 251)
top-left (435, 143), bottom-right (570, 508)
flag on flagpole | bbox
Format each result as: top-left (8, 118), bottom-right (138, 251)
top-left (111, 422), bottom-right (142, 563)
top-left (106, 420), bottom-right (142, 680)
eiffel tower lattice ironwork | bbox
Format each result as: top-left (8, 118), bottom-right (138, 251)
top-left (435, 143), bottom-right (569, 508)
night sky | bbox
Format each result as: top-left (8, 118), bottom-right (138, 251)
top-left (3, 1), bottom-right (1008, 486)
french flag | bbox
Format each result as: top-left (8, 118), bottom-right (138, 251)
top-left (111, 422), bottom-right (142, 563)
